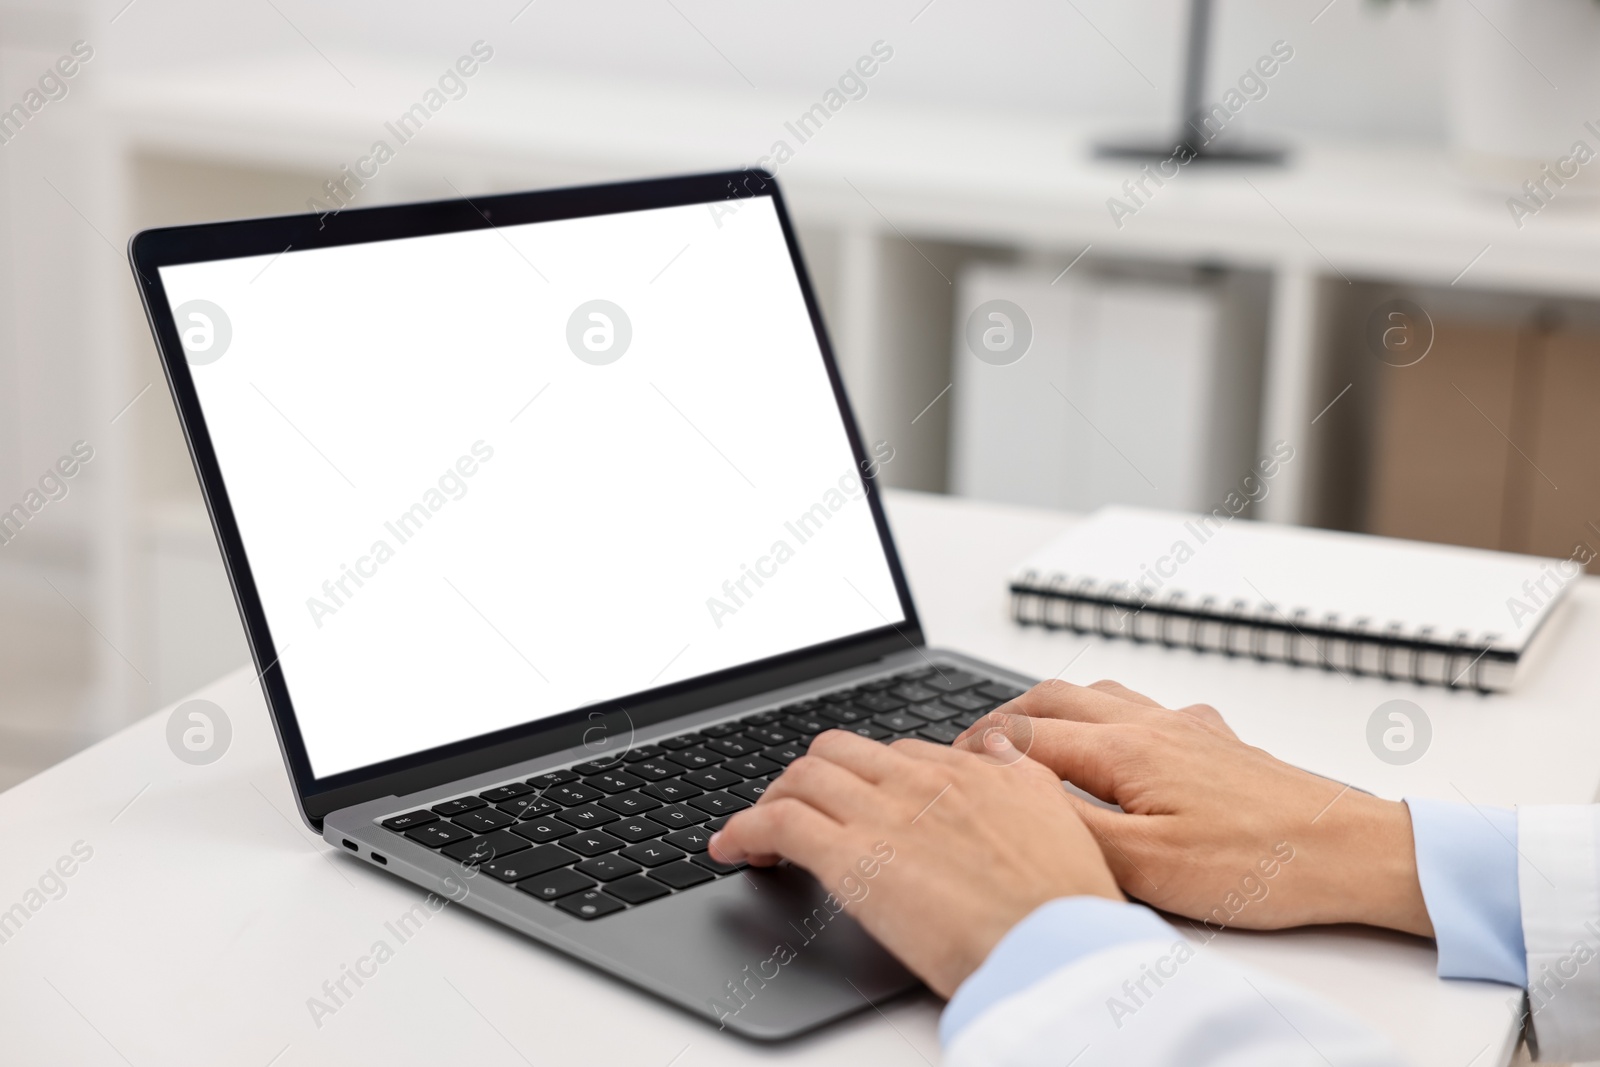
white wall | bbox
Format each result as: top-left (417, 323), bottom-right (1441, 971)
top-left (78, 0), bottom-right (1447, 142)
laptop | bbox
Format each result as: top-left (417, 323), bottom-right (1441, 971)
top-left (129, 169), bottom-right (1035, 1040)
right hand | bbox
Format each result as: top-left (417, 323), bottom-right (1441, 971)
top-left (953, 679), bottom-right (1433, 938)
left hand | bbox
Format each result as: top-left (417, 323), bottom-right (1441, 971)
top-left (709, 728), bottom-right (1123, 998)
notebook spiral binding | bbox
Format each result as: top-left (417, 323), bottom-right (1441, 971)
top-left (1010, 569), bottom-right (1507, 692)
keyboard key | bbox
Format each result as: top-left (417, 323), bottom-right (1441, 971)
top-left (610, 817), bottom-right (668, 843)
top-left (518, 866), bottom-right (594, 900)
top-left (953, 710), bottom-right (985, 729)
top-left (651, 804), bottom-right (710, 830)
top-left (641, 779), bottom-right (703, 803)
top-left (854, 692), bottom-right (907, 713)
top-left (698, 722), bottom-right (743, 739)
top-left (510, 843), bottom-right (583, 877)
top-left (782, 714), bottom-right (831, 736)
top-left (705, 735), bottom-right (757, 758)
top-left (511, 818), bottom-right (574, 844)
top-left (607, 874), bottom-right (671, 904)
top-left (820, 690), bottom-right (857, 704)
top-left (480, 856), bottom-right (556, 883)
top-left (817, 704), bottom-right (867, 724)
top-left (908, 702), bottom-right (959, 722)
top-left (480, 782), bottom-right (534, 803)
top-left (940, 691), bottom-right (995, 712)
top-left (629, 760), bottom-right (678, 782)
top-left (681, 767), bottom-right (741, 791)
top-left (403, 822), bottom-right (471, 848)
top-left (890, 683), bottom-right (942, 704)
top-left (845, 723), bottom-right (892, 741)
top-left (691, 852), bottom-right (747, 875)
top-left (761, 743), bottom-right (806, 766)
top-left (873, 710), bottom-right (926, 732)
top-left (688, 792), bottom-right (750, 817)
top-left (729, 779), bottom-right (769, 803)
top-left (664, 826), bottom-right (713, 853)
top-left (554, 889), bottom-right (626, 920)
top-left (453, 809), bottom-right (514, 833)
top-left (740, 710), bottom-right (782, 725)
top-left (658, 734), bottom-right (699, 750)
top-left (584, 771), bottom-right (645, 794)
top-left (859, 676), bottom-right (901, 691)
top-left (555, 804), bottom-right (620, 829)
top-left (562, 830), bottom-right (625, 857)
top-left (547, 783), bottom-right (603, 806)
top-left (576, 854), bottom-right (642, 882)
top-left (621, 744), bottom-right (664, 763)
top-left (918, 722), bottom-right (965, 744)
top-left (664, 747), bottom-right (721, 771)
top-left (744, 725), bottom-right (794, 746)
top-left (621, 841), bottom-right (685, 867)
top-left (572, 759), bottom-right (626, 775)
top-left (598, 791), bottom-right (662, 817)
top-left (978, 681), bottom-right (1026, 702)
top-left (650, 861), bottom-right (715, 890)
top-left (705, 815), bottom-right (733, 832)
top-left (526, 769), bottom-right (579, 788)
top-left (442, 829), bottom-right (531, 865)
top-left (382, 810), bottom-right (439, 832)
top-left (920, 668), bottom-right (987, 692)
top-left (722, 755), bottom-right (781, 778)
top-left (498, 795), bottom-right (559, 819)
top-left (431, 797), bottom-right (486, 817)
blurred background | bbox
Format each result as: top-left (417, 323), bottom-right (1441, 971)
top-left (4, 0), bottom-right (1600, 788)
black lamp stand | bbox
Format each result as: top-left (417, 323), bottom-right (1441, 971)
top-left (1095, 0), bottom-right (1285, 164)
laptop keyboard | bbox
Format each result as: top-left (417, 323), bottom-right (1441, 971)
top-left (377, 664), bottom-right (1025, 920)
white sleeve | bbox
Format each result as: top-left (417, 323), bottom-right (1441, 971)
top-left (943, 899), bottom-right (1409, 1067)
top-left (1518, 805), bottom-right (1600, 1062)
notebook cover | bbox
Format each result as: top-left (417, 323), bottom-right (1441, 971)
top-left (1011, 506), bottom-right (1577, 657)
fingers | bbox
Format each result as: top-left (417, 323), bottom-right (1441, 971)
top-left (1086, 679), bottom-right (1166, 708)
top-left (940, 710), bottom-right (1130, 803)
top-left (1007, 679), bottom-right (1155, 725)
top-left (709, 796), bottom-right (848, 871)
top-left (1177, 702), bottom-right (1239, 739)
top-left (958, 712), bottom-right (1135, 804)
top-left (761, 748), bottom-right (881, 824)
top-left (803, 728), bottom-right (903, 783)
top-left (998, 713), bottom-right (1139, 806)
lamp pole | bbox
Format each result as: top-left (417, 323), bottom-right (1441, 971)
top-left (1179, 0), bottom-right (1214, 154)
top-left (1095, 0), bottom-right (1284, 164)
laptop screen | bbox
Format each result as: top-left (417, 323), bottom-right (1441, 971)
top-left (157, 195), bottom-right (905, 779)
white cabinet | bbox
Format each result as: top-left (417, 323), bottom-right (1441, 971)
top-left (951, 264), bottom-right (1265, 514)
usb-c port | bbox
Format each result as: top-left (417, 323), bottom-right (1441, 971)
top-left (371, 852), bottom-right (388, 865)
top-left (342, 839), bottom-right (358, 851)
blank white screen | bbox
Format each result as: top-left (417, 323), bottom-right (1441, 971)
top-left (160, 197), bottom-right (904, 778)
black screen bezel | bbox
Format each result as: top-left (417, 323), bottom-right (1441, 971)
top-left (129, 169), bottom-right (924, 828)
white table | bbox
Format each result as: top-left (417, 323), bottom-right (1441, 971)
top-left (6, 490), bottom-right (1594, 1066)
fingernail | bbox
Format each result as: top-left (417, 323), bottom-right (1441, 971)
top-left (983, 727), bottom-right (1014, 752)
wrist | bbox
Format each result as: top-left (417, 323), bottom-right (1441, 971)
top-left (1307, 793), bottom-right (1433, 937)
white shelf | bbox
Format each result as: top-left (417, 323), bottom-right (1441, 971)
top-left (98, 55), bottom-right (1600, 291)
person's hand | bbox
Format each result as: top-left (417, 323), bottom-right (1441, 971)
top-left (952, 679), bottom-right (1433, 938)
top-left (707, 728), bottom-right (1123, 998)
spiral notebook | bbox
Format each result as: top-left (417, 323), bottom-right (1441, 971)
top-left (1010, 506), bottom-right (1575, 691)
